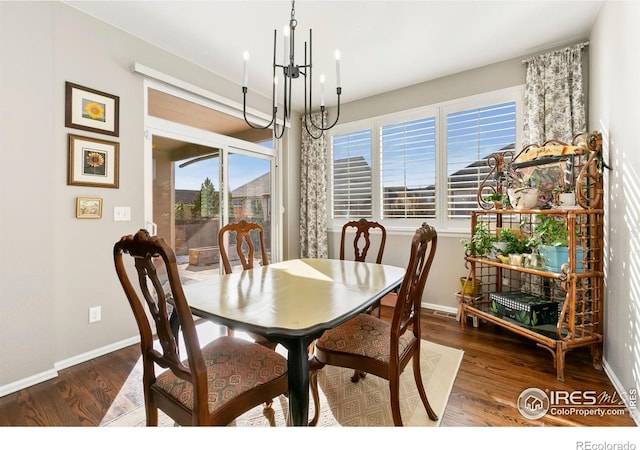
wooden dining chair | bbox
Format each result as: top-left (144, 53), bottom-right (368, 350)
top-left (310, 223), bottom-right (439, 426)
top-left (339, 218), bottom-right (397, 316)
top-left (113, 229), bottom-right (288, 426)
top-left (218, 220), bottom-right (275, 347)
top-left (219, 219), bottom-right (322, 424)
top-left (337, 218), bottom-right (391, 393)
top-left (340, 218), bottom-right (387, 264)
top-left (218, 219), bottom-right (269, 274)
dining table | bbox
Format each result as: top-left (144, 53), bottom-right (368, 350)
top-left (180, 257), bottom-right (405, 426)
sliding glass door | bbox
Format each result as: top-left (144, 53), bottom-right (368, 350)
top-left (144, 82), bottom-right (277, 281)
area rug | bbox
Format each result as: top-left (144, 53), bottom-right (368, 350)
top-left (103, 340), bottom-right (463, 427)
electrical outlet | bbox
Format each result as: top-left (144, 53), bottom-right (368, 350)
top-left (89, 306), bottom-right (101, 323)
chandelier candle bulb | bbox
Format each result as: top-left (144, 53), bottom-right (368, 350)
top-left (335, 49), bottom-right (341, 87)
top-left (242, 51), bottom-right (249, 87)
top-left (320, 74), bottom-right (325, 106)
top-left (283, 26), bottom-right (289, 67)
top-left (274, 75), bottom-right (278, 104)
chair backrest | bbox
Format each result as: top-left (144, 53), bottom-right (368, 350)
top-left (391, 223), bottom-right (437, 342)
top-left (218, 220), bottom-right (269, 274)
top-left (339, 218), bottom-right (387, 263)
top-left (113, 229), bottom-right (210, 420)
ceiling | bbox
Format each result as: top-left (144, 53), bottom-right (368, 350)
top-left (64, 0), bottom-right (602, 114)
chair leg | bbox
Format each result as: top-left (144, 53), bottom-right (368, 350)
top-left (373, 299), bottom-right (382, 318)
top-left (262, 404), bottom-right (276, 427)
top-left (412, 351), bottom-right (439, 421)
top-left (389, 377), bottom-right (403, 426)
top-left (146, 402), bottom-right (159, 426)
top-left (308, 356), bottom-right (325, 426)
top-left (350, 369), bottom-right (367, 382)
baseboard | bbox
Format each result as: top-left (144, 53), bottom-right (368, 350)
top-left (54, 335), bottom-right (140, 371)
top-left (422, 301), bottom-right (458, 317)
top-left (0, 335), bottom-right (140, 398)
top-left (603, 357), bottom-right (640, 426)
top-left (0, 369), bottom-right (59, 398)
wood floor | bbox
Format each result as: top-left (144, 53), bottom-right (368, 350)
top-left (0, 306), bottom-right (635, 427)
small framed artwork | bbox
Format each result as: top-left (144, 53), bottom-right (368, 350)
top-left (76, 197), bottom-right (103, 219)
top-left (68, 134), bottom-right (119, 188)
top-left (65, 82), bottom-right (119, 136)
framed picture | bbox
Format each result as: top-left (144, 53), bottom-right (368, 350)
top-left (515, 160), bottom-right (569, 209)
top-left (65, 82), bottom-right (119, 136)
top-left (76, 197), bottom-right (103, 219)
top-left (68, 134), bottom-right (119, 188)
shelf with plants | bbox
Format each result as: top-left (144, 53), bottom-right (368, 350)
top-left (459, 131), bottom-right (605, 381)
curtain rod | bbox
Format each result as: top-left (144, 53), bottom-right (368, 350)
top-left (522, 41), bottom-right (589, 64)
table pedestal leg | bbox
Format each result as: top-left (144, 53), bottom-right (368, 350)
top-left (282, 338), bottom-right (310, 426)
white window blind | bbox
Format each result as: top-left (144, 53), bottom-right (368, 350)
top-left (380, 117), bottom-right (436, 219)
top-left (331, 129), bottom-right (372, 218)
top-left (446, 101), bottom-right (516, 220)
top-left (327, 87), bottom-right (521, 230)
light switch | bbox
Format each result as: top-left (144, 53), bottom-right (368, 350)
top-left (114, 206), bottom-right (131, 221)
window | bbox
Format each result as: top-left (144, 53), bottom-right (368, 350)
top-left (445, 101), bottom-right (517, 220)
top-left (328, 87), bottom-right (521, 230)
top-left (332, 129), bottom-right (372, 219)
top-left (381, 117), bottom-right (436, 219)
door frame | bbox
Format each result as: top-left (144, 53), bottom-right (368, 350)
top-left (142, 79), bottom-right (282, 263)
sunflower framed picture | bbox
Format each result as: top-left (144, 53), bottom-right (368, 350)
top-left (65, 82), bottom-right (119, 136)
top-left (68, 134), bottom-right (119, 188)
top-left (76, 197), bottom-right (103, 219)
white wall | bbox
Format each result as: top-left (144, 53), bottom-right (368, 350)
top-left (0, 2), bottom-right (274, 391)
top-left (589, 0), bottom-right (640, 416)
top-left (0, 1), bottom-right (57, 387)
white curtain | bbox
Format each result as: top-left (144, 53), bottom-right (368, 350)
top-left (299, 112), bottom-right (328, 258)
top-left (523, 44), bottom-right (586, 144)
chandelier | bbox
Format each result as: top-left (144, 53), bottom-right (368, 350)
top-left (241, 0), bottom-right (342, 139)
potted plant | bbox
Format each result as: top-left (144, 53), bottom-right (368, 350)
top-left (522, 234), bottom-right (545, 269)
top-left (535, 215), bottom-right (568, 245)
top-left (459, 275), bottom-right (481, 296)
top-left (492, 227), bottom-right (508, 257)
top-left (497, 228), bottom-right (528, 266)
top-left (499, 228), bottom-right (527, 255)
top-left (460, 223), bottom-right (495, 294)
top-left (461, 222), bottom-right (496, 258)
top-left (483, 191), bottom-right (509, 210)
top-left (534, 215), bottom-right (583, 272)
top-left (553, 186), bottom-right (577, 208)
